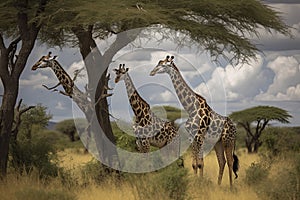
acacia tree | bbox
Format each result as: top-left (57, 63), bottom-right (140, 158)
top-left (0, 0), bottom-right (49, 177)
top-left (0, 0), bottom-right (291, 175)
top-left (230, 106), bottom-right (292, 153)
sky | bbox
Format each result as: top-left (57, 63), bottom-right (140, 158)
top-left (2, 2), bottom-right (300, 127)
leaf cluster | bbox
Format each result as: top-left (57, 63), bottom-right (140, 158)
top-left (1, 0), bottom-right (290, 63)
top-left (230, 105), bottom-right (292, 124)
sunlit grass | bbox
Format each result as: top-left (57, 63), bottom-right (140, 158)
top-left (1, 148), bottom-right (261, 200)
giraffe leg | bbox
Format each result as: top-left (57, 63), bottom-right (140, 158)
top-left (191, 141), bottom-right (199, 175)
top-left (198, 156), bottom-right (204, 177)
top-left (224, 143), bottom-right (234, 187)
top-left (214, 140), bottom-right (226, 185)
top-left (191, 140), bottom-right (204, 176)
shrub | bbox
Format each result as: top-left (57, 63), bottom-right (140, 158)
top-left (10, 137), bottom-right (59, 179)
top-left (263, 154), bottom-right (300, 200)
top-left (245, 162), bottom-right (269, 186)
top-left (157, 164), bottom-right (189, 200)
top-left (262, 127), bottom-right (300, 155)
top-left (127, 163), bottom-right (189, 200)
top-left (58, 167), bottom-right (79, 189)
top-left (81, 159), bottom-right (120, 185)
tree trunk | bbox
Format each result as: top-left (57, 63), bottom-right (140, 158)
top-left (0, 80), bottom-right (18, 177)
top-left (72, 26), bottom-right (119, 168)
top-left (245, 136), bottom-right (253, 153)
top-left (253, 139), bottom-right (262, 153)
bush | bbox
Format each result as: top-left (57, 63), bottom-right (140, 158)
top-left (58, 167), bottom-right (79, 189)
top-left (245, 162), bottom-right (269, 186)
top-left (263, 154), bottom-right (300, 200)
top-left (262, 127), bottom-right (300, 155)
top-left (126, 162), bottom-right (189, 200)
top-left (10, 137), bottom-right (59, 179)
top-left (111, 121), bottom-right (137, 152)
top-left (157, 164), bottom-right (189, 200)
top-left (81, 159), bottom-right (120, 185)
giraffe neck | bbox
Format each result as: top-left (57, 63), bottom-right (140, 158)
top-left (167, 65), bottom-right (208, 114)
top-left (49, 60), bottom-right (73, 85)
top-left (124, 74), bottom-right (151, 123)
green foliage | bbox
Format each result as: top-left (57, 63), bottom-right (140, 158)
top-left (55, 119), bottom-right (78, 142)
top-left (111, 121), bottom-right (137, 152)
top-left (58, 167), bottom-right (79, 190)
top-left (157, 164), bottom-right (189, 200)
top-left (1, 0), bottom-right (289, 63)
top-left (129, 163), bottom-right (189, 200)
top-left (10, 137), bottom-right (59, 179)
top-left (230, 106), bottom-right (292, 153)
top-left (60, 0), bottom-right (289, 63)
top-left (18, 104), bottom-right (52, 140)
top-left (80, 159), bottom-right (120, 185)
top-left (244, 126), bottom-right (300, 199)
top-left (264, 159), bottom-right (300, 200)
top-left (262, 127), bottom-right (300, 155)
top-left (230, 106), bottom-right (292, 124)
top-left (152, 105), bottom-right (187, 123)
top-left (245, 155), bottom-right (300, 200)
top-left (15, 188), bottom-right (76, 200)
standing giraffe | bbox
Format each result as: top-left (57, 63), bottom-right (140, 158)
top-left (150, 56), bottom-right (239, 186)
top-left (113, 64), bottom-right (181, 158)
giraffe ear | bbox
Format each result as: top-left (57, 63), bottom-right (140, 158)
top-left (126, 68), bottom-right (129, 72)
top-left (113, 69), bottom-right (117, 72)
top-left (53, 55), bottom-right (58, 59)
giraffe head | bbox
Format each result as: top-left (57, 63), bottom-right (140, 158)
top-left (150, 55), bottom-right (175, 76)
top-left (31, 52), bottom-right (57, 70)
top-left (113, 64), bottom-right (129, 83)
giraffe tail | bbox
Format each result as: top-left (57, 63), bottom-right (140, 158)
top-left (233, 153), bottom-right (239, 179)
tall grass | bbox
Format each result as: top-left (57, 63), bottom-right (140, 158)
top-left (2, 126), bottom-right (299, 200)
top-left (1, 149), bottom-right (261, 200)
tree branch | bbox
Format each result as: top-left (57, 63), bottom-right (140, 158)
top-left (255, 119), bottom-right (261, 138)
top-left (257, 119), bottom-right (269, 138)
top-left (103, 30), bottom-right (139, 62)
top-left (0, 34), bottom-right (6, 52)
top-left (240, 122), bottom-right (254, 138)
top-left (7, 37), bottom-right (21, 53)
top-left (11, 99), bottom-right (35, 139)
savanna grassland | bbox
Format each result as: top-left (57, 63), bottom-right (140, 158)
top-left (0, 125), bottom-right (299, 200)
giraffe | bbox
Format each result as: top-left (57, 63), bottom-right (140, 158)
top-left (31, 52), bottom-right (96, 150)
top-left (113, 64), bottom-right (181, 158)
top-left (150, 56), bottom-right (239, 186)
top-left (31, 52), bottom-right (74, 97)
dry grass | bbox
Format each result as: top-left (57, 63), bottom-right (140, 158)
top-left (1, 148), bottom-right (260, 200)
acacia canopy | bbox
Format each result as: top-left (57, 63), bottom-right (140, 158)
top-left (0, 0), bottom-right (289, 63)
top-left (230, 106), bottom-right (292, 125)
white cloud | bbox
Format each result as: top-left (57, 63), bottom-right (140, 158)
top-left (20, 73), bottom-right (55, 89)
top-left (55, 101), bottom-right (66, 110)
top-left (149, 90), bottom-right (175, 102)
top-left (66, 60), bottom-right (87, 86)
top-left (255, 56), bottom-right (300, 101)
top-left (195, 55), bottom-right (265, 101)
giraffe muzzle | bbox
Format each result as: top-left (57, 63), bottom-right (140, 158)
top-left (31, 65), bottom-right (39, 70)
top-left (149, 69), bottom-right (156, 76)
